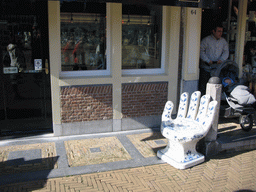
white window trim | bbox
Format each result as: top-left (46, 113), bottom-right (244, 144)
top-left (60, 69), bottom-right (110, 78)
top-left (122, 68), bottom-right (165, 75)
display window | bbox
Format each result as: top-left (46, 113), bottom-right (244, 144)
top-left (60, 1), bottom-right (106, 72)
top-left (122, 4), bottom-right (162, 70)
top-left (0, 15), bottom-right (47, 73)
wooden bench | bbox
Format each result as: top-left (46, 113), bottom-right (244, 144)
top-left (157, 91), bottom-right (218, 169)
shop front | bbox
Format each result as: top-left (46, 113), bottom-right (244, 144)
top-left (48, 1), bottom-right (192, 136)
top-left (0, 0), bottom-right (52, 136)
top-left (1, 0), bottom-right (252, 137)
top-left (49, 0), bottom-right (252, 137)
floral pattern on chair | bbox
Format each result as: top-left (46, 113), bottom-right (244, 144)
top-left (176, 92), bottom-right (189, 119)
top-left (186, 91), bottom-right (201, 120)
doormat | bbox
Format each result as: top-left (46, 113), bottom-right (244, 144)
top-left (127, 132), bottom-right (167, 158)
top-left (0, 143), bottom-right (58, 175)
top-left (64, 137), bottom-right (132, 167)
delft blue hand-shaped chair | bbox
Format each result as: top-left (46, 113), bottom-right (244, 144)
top-left (157, 91), bottom-right (218, 169)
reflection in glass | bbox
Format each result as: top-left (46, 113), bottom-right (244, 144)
top-left (61, 8), bottom-right (106, 71)
top-left (122, 5), bottom-right (162, 69)
top-left (0, 14), bottom-right (47, 72)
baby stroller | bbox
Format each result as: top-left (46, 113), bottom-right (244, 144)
top-left (212, 60), bottom-right (255, 132)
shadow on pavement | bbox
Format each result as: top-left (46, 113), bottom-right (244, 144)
top-left (0, 156), bottom-right (59, 187)
top-left (140, 130), bottom-right (164, 141)
top-left (210, 148), bottom-right (256, 160)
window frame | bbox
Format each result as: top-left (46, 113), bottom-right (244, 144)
top-left (59, 2), bottom-right (109, 78)
top-left (121, 4), bottom-right (165, 76)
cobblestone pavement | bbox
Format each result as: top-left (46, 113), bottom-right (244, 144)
top-left (0, 117), bottom-right (255, 191)
top-left (1, 150), bottom-right (256, 192)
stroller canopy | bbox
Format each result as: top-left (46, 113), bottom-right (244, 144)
top-left (213, 60), bottom-right (239, 82)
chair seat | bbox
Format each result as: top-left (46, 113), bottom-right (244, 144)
top-left (162, 120), bottom-right (205, 143)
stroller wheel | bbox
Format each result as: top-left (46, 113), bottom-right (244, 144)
top-left (239, 114), bottom-right (253, 132)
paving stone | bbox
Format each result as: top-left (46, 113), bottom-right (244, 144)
top-left (7, 149), bottom-right (42, 166)
top-left (154, 140), bottom-right (166, 145)
top-left (127, 132), bottom-right (167, 158)
top-left (64, 137), bottom-right (132, 167)
top-left (90, 147), bottom-right (101, 153)
top-left (0, 142), bottom-right (58, 175)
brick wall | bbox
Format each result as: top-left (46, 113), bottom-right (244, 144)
top-left (61, 85), bottom-right (113, 123)
top-left (122, 82), bottom-right (168, 118)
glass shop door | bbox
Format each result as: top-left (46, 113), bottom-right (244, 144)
top-left (0, 0), bottom-right (52, 136)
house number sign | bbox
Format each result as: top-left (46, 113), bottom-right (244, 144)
top-left (191, 10), bottom-right (197, 15)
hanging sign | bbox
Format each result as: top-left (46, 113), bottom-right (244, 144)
top-left (34, 59), bottom-right (42, 71)
top-left (3, 67), bottom-right (18, 74)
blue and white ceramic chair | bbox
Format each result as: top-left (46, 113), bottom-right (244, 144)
top-left (157, 91), bottom-right (218, 169)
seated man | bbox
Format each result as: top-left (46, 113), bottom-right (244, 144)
top-left (222, 77), bottom-right (256, 106)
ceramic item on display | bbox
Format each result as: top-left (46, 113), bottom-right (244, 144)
top-left (252, 56), bottom-right (256, 68)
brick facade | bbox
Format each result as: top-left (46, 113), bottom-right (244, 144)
top-left (61, 85), bottom-right (113, 123)
top-left (122, 82), bottom-right (168, 118)
top-left (60, 83), bottom-right (168, 124)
